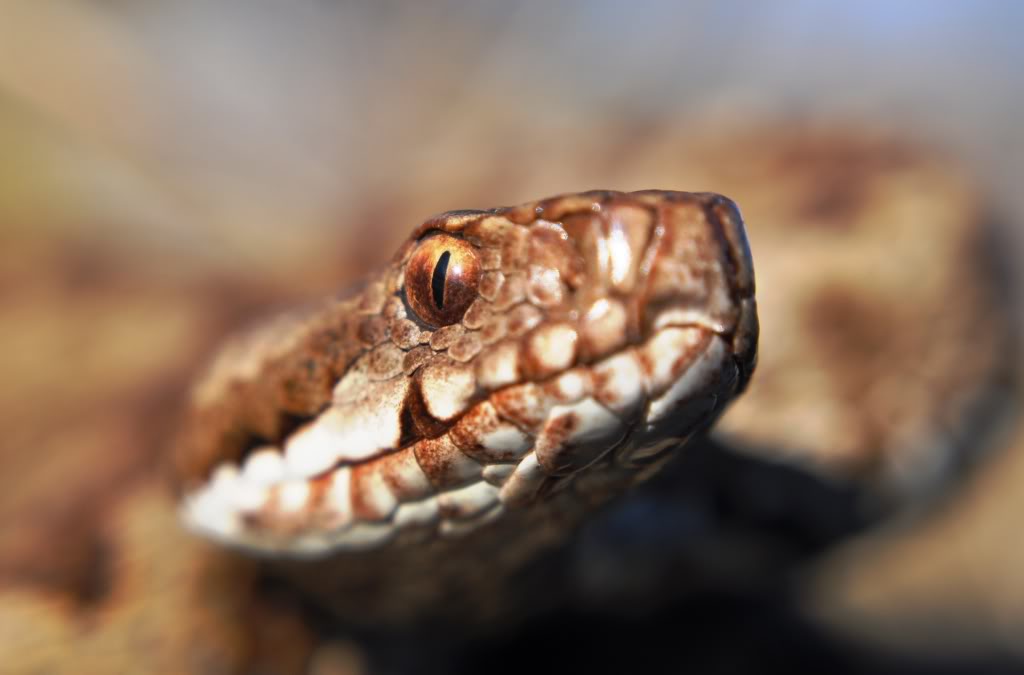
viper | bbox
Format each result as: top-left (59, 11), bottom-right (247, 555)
top-left (173, 189), bottom-right (758, 624)
top-left (3, 126), bottom-right (1008, 675)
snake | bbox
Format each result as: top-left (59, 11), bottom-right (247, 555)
top-left (172, 189), bottom-right (758, 624)
top-left (2, 123), bottom-right (1010, 674)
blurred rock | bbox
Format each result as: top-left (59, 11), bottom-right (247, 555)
top-left (805, 414), bottom-right (1024, 659)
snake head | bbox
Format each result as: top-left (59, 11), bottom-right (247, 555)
top-left (176, 190), bottom-right (757, 560)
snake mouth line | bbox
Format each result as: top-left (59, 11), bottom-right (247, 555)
top-left (180, 319), bottom-right (742, 559)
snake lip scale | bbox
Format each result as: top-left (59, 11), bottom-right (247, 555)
top-left (175, 189), bottom-right (758, 563)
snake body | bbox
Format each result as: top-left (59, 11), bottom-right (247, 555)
top-left (174, 189), bottom-right (757, 622)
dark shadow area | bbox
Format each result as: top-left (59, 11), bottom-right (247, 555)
top-left (552, 435), bottom-right (871, 616)
top-left (458, 589), bottom-right (1024, 675)
top-left (340, 435), bottom-right (1024, 674)
top-left (450, 437), bottom-right (1024, 675)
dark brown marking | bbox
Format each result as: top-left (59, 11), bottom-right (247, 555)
top-left (305, 472), bottom-right (333, 524)
top-left (448, 403), bottom-right (524, 463)
top-left (490, 384), bottom-right (545, 432)
top-left (397, 374), bottom-right (449, 447)
top-left (671, 331), bottom-right (712, 380)
top-left (375, 448), bottom-right (432, 500)
top-left (412, 435), bottom-right (478, 489)
top-left (349, 463), bottom-right (385, 521)
top-left (534, 411), bottom-right (579, 474)
top-left (635, 345), bottom-right (657, 380)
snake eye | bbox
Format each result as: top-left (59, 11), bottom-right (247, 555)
top-left (405, 234), bottom-right (481, 327)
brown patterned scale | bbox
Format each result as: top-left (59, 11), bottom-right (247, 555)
top-left (174, 190), bottom-right (758, 562)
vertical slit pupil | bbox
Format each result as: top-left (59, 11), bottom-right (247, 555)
top-left (432, 251), bottom-right (451, 310)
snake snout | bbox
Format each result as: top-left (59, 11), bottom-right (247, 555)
top-left (633, 193), bottom-right (754, 339)
top-left (556, 191), bottom-right (753, 348)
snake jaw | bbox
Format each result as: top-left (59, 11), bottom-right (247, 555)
top-left (177, 190), bottom-right (757, 560)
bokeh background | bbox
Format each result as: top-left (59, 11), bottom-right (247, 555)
top-left (1, 2), bottom-right (1022, 673)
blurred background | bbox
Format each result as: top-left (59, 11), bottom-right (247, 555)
top-left (0, 2), bottom-right (1021, 674)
